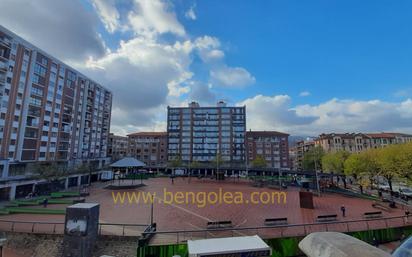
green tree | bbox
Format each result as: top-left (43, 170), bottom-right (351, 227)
top-left (322, 151), bottom-right (350, 187)
top-left (251, 155), bottom-right (267, 169)
top-left (29, 161), bottom-right (64, 182)
top-left (398, 142), bottom-right (412, 182)
top-left (376, 145), bottom-right (403, 192)
top-left (302, 146), bottom-right (325, 172)
top-left (212, 154), bottom-right (225, 170)
top-left (344, 151), bottom-right (379, 192)
top-left (190, 160), bottom-right (201, 169)
top-left (169, 155), bottom-right (183, 168)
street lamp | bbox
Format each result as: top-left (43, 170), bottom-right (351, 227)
top-left (314, 152), bottom-right (321, 197)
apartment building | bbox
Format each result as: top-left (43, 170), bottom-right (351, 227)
top-left (107, 133), bottom-right (128, 161)
top-left (366, 133), bottom-right (412, 148)
top-left (127, 132), bottom-right (167, 167)
top-left (294, 139), bottom-right (315, 171)
top-left (167, 101), bottom-right (246, 164)
top-left (0, 26), bottom-right (112, 179)
top-left (315, 133), bottom-right (371, 153)
top-left (314, 132), bottom-right (412, 154)
top-left (246, 131), bottom-right (289, 170)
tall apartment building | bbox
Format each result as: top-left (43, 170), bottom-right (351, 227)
top-left (127, 132), bottom-right (167, 167)
top-left (0, 26), bottom-right (112, 178)
top-left (167, 101), bottom-right (246, 164)
top-left (246, 131), bottom-right (289, 170)
top-left (107, 133), bottom-right (128, 161)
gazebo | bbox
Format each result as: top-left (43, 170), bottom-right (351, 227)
top-left (110, 157), bottom-right (146, 177)
top-left (109, 157), bottom-right (147, 186)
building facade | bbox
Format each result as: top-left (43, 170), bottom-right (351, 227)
top-left (246, 131), bottom-right (289, 170)
top-left (167, 101), bottom-right (246, 165)
top-left (0, 25), bottom-right (112, 179)
top-left (294, 139), bottom-right (315, 171)
top-left (107, 133), bottom-right (128, 161)
top-left (314, 133), bottom-right (371, 153)
top-left (314, 132), bottom-right (412, 154)
top-left (367, 133), bottom-right (412, 148)
top-left (127, 132), bottom-right (167, 168)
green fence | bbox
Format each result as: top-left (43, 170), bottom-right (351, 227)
top-left (137, 225), bottom-right (412, 257)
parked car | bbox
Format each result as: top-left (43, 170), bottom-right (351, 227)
top-left (399, 188), bottom-right (412, 200)
top-left (100, 170), bottom-right (113, 181)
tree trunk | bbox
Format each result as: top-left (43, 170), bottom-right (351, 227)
top-left (342, 175), bottom-right (347, 189)
top-left (388, 178), bottom-right (393, 192)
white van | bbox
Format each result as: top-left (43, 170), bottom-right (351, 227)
top-left (100, 170), bottom-right (113, 181)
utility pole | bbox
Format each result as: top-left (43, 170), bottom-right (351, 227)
top-left (150, 195), bottom-right (154, 225)
top-left (314, 151), bottom-right (321, 197)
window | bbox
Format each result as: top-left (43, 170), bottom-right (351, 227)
top-left (34, 63), bottom-right (47, 77)
top-left (36, 53), bottom-right (48, 66)
top-left (31, 87), bottom-right (43, 96)
top-left (29, 97), bottom-right (42, 107)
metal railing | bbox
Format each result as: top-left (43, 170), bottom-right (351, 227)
top-left (144, 215), bottom-right (411, 244)
top-left (0, 219), bottom-right (149, 237)
top-left (0, 215), bottom-right (410, 242)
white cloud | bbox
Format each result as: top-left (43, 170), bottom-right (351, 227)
top-left (91, 0), bottom-right (121, 33)
top-left (210, 66), bottom-right (256, 87)
top-left (239, 95), bottom-right (412, 135)
top-left (194, 36), bottom-right (224, 62)
top-left (238, 95), bottom-right (316, 133)
top-left (185, 5), bottom-right (197, 20)
top-left (394, 87), bottom-right (412, 98)
top-left (0, 0), bottom-right (255, 135)
top-left (299, 91), bottom-right (311, 97)
top-left (85, 36), bottom-right (193, 114)
top-left (128, 0), bottom-right (185, 37)
top-left (0, 0), bottom-right (106, 63)
top-left (188, 81), bottom-right (216, 105)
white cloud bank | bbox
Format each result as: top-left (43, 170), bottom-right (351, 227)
top-left (239, 95), bottom-right (412, 135)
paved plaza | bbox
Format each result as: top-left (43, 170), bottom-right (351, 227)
top-left (0, 178), bottom-right (407, 234)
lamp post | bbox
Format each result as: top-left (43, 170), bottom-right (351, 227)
top-left (314, 152), bottom-right (321, 197)
top-left (0, 237), bottom-right (6, 257)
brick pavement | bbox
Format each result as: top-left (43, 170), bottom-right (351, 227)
top-left (0, 177), bottom-right (407, 240)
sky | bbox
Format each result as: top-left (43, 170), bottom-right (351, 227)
top-left (1, 0), bottom-right (412, 136)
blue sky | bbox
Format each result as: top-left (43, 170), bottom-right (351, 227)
top-left (2, 0), bottom-right (412, 135)
top-left (199, 0), bottom-right (412, 104)
top-left (88, 0), bottom-right (412, 105)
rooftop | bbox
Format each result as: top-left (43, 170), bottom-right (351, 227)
top-left (188, 235), bottom-right (270, 255)
top-left (246, 130), bottom-right (289, 136)
top-left (127, 132), bottom-right (167, 137)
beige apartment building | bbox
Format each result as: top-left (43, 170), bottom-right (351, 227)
top-left (314, 132), bottom-right (412, 153)
top-left (127, 132), bottom-right (167, 168)
top-left (367, 133), bottom-right (412, 148)
top-left (107, 133), bottom-right (128, 161)
top-left (293, 139), bottom-right (315, 171)
top-left (315, 133), bottom-right (371, 153)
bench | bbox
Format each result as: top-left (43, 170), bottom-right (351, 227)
top-left (316, 214), bottom-right (338, 222)
top-left (363, 211), bottom-right (382, 219)
top-left (372, 202), bottom-right (391, 212)
top-left (264, 217), bottom-right (288, 226)
top-left (207, 221), bottom-right (233, 229)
